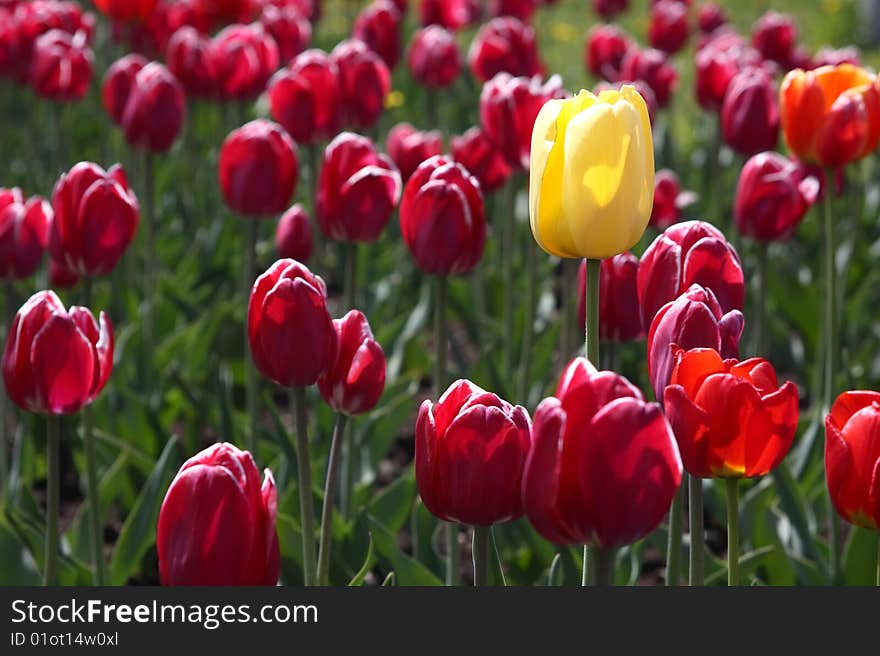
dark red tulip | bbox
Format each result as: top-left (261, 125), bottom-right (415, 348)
top-left (0, 191), bottom-right (50, 280)
top-left (219, 120), bottom-right (297, 217)
top-left (450, 127), bottom-right (511, 194)
top-left (695, 32), bottom-right (762, 112)
top-left (592, 0), bottom-right (628, 20)
top-left (352, 0), bottom-right (402, 70)
top-left (489, 0), bottom-right (536, 23)
top-left (650, 169), bottom-right (696, 228)
top-left (638, 220), bottom-right (744, 330)
top-left (585, 24), bottom-right (634, 83)
top-left (95, 0), bottom-right (157, 22)
top-left (259, 3), bottom-right (310, 63)
top-left (50, 162), bottom-right (140, 277)
top-left (649, 0), bottom-right (689, 55)
top-left (330, 39), bottom-right (390, 130)
top-left (165, 26), bottom-right (217, 99)
top-left (268, 49), bottom-right (340, 144)
top-left (29, 29), bottom-right (93, 101)
top-left (577, 253), bottom-right (643, 343)
top-left (734, 152), bottom-right (818, 242)
top-left (812, 46), bottom-right (860, 69)
top-left (248, 258), bottom-right (337, 387)
top-left (2, 290), bottom-right (113, 415)
top-left (48, 258), bottom-right (79, 289)
top-left (416, 379), bottom-right (531, 526)
top-left (317, 132), bottom-right (401, 243)
top-left (200, 0), bottom-right (255, 23)
top-left (619, 47), bottom-right (677, 107)
top-left (120, 62), bottom-right (186, 152)
top-left (12, 1), bottom-right (94, 84)
top-left (468, 17), bottom-right (542, 83)
top-left (752, 11), bottom-right (796, 66)
top-left (697, 3), bottom-right (726, 34)
top-left (647, 284), bottom-right (744, 402)
top-left (594, 79), bottom-right (658, 125)
top-left (209, 22), bottom-right (278, 100)
top-left (102, 54), bottom-right (147, 124)
top-left (386, 122), bottom-right (443, 183)
top-left (480, 73), bottom-right (565, 171)
top-left (275, 204), bottom-right (312, 262)
top-left (317, 310), bottom-right (386, 416)
top-left (0, 9), bottom-right (19, 78)
top-left (407, 25), bottom-right (461, 89)
top-left (721, 67), bottom-right (779, 157)
top-left (400, 155), bottom-right (485, 276)
top-left (522, 357), bottom-right (681, 548)
top-left (419, 0), bottom-right (481, 31)
top-left (157, 442), bottom-right (279, 586)
top-left (146, 0), bottom-right (215, 54)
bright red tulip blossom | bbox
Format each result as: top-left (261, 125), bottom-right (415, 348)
top-left (268, 49), bottom-right (340, 144)
top-left (94, 0), bottom-right (157, 22)
top-left (275, 204), bottom-right (312, 263)
top-left (592, 0), bottom-right (628, 20)
top-left (619, 46), bottom-right (676, 107)
top-left (353, 0), bottom-right (402, 70)
top-left (407, 25), bottom-right (461, 89)
top-left (419, 0), bottom-right (481, 31)
top-left (165, 26), bottom-right (218, 99)
top-left (650, 169), bottom-right (697, 228)
top-left (751, 11), bottom-right (796, 66)
top-left (585, 24), bottom-right (634, 83)
top-left (648, 0), bottom-right (689, 55)
top-left (489, 0), bottom-right (536, 23)
top-left (721, 66), bottom-right (780, 157)
top-left (386, 123), bottom-right (443, 183)
top-left (0, 190), bottom-right (51, 280)
top-left (450, 127), bottom-right (511, 194)
top-left (468, 17), bottom-right (542, 83)
top-left (102, 54), bottom-right (148, 124)
top-left (259, 3), bottom-right (310, 63)
top-left (209, 22), bottom-right (279, 101)
top-left (29, 29), bottom-right (93, 101)
top-left (697, 3), bottom-right (726, 34)
top-left (330, 39), bottom-right (390, 130)
top-left (119, 62), bottom-right (186, 152)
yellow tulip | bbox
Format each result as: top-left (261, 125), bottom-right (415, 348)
top-left (529, 86), bottom-right (654, 259)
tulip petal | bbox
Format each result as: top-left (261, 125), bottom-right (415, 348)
top-left (31, 313), bottom-right (94, 415)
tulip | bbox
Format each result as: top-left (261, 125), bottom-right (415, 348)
top-left (317, 132), bottom-right (401, 243)
top-left (813, 47), bottom-right (860, 69)
top-left (619, 47), bottom-right (677, 107)
top-left (585, 24), bottom-right (633, 83)
top-left (576, 253), bottom-right (642, 343)
top-left (156, 442), bottom-right (279, 586)
top-left (594, 79), bottom-right (658, 126)
top-left (419, 0), bottom-right (481, 31)
top-left (0, 9), bottom-right (19, 79)
top-left (209, 23), bottom-right (279, 101)
top-left (450, 127), bottom-right (511, 194)
top-left (0, 193), bottom-right (51, 280)
top-left (101, 54), bottom-right (148, 124)
top-left (275, 204), bottom-right (313, 263)
top-left (649, 0), bottom-right (689, 55)
top-left (165, 27), bottom-right (217, 99)
top-left (529, 86), bottom-right (654, 260)
top-left (386, 122), bottom-right (444, 183)
top-left (751, 11), bottom-right (796, 66)
top-left (50, 162), bottom-right (139, 277)
top-left (201, 0), bottom-right (254, 23)
top-left (259, 3), bottom-right (310, 63)
top-left (638, 220), bottom-right (744, 330)
top-left (697, 3), bottom-right (726, 34)
top-left (48, 258), bottom-right (79, 289)
top-left (218, 119), bottom-right (298, 217)
top-left (119, 62), bottom-right (186, 153)
top-left (29, 29), bottom-right (93, 101)
top-left (592, 0), bottom-right (628, 19)
top-left (650, 169), bottom-right (696, 229)
top-left (721, 67), bottom-right (779, 157)
top-left (522, 357), bottom-right (681, 584)
top-left (94, 0), bottom-right (157, 22)
top-left (331, 39), bottom-right (390, 130)
top-left (268, 49), bottom-right (340, 145)
top-left (695, 32), bottom-right (762, 112)
top-left (468, 17), bottom-right (542, 83)
top-left (353, 0), bottom-right (402, 70)
top-left (407, 25), bottom-right (462, 89)
top-left (489, 0), bottom-right (536, 23)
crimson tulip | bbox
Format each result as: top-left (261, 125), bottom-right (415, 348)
top-left (165, 27), bottom-right (217, 99)
top-left (50, 162), bottom-right (139, 277)
top-left (29, 29), bottom-right (93, 101)
top-left (751, 11), bottom-right (796, 67)
top-left (721, 67), bottom-right (779, 156)
top-left (102, 54), bottom-right (147, 124)
top-left (522, 357), bottom-right (681, 548)
top-left (592, 0), bottom-right (628, 20)
top-left (695, 32), bottom-right (762, 112)
top-left (94, 0), bottom-right (157, 22)
top-left (0, 9), bottom-right (18, 79)
top-left (120, 62), bottom-right (186, 152)
top-left (268, 49), bottom-right (340, 144)
top-left (619, 47), bottom-right (676, 107)
top-left (386, 122), bottom-right (443, 183)
top-left (650, 169), bottom-right (696, 228)
top-left (209, 22), bottom-right (278, 101)
top-left (585, 24), bottom-right (633, 83)
top-left (219, 119), bottom-right (298, 217)
top-left (416, 379), bottom-right (531, 526)
top-left (577, 253), bottom-right (643, 343)
top-left (353, 0), bottom-right (402, 70)
top-left (649, 0), bottom-right (689, 55)
top-left (0, 190), bottom-right (50, 280)
top-left (275, 204), bottom-right (312, 262)
top-left (11, 2), bottom-right (94, 85)
top-left (407, 25), bottom-right (461, 89)
top-left (200, 0), bottom-right (254, 23)
top-left (450, 127), bottom-right (511, 194)
top-left (419, 0), bottom-right (481, 31)
top-left (331, 39), bottom-right (390, 130)
top-left (48, 258), bottom-right (79, 289)
top-left (157, 442), bottom-right (279, 586)
top-left (317, 132), bottom-right (401, 243)
top-left (813, 47), bottom-right (860, 69)
top-left (400, 155), bottom-right (485, 276)
top-left (2, 290), bottom-right (113, 415)
top-left (468, 17), bottom-right (542, 83)
top-left (259, 3), bottom-right (310, 63)
top-left (489, 0), bottom-right (536, 23)
top-left (697, 3), bottom-right (726, 34)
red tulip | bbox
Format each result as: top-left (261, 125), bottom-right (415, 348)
top-left (268, 49), bottom-right (340, 144)
top-left (751, 12), bottom-right (796, 66)
top-left (0, 9), bottom-right (19, 79)
top-left (2, 290), bottom-right (113, 415)
top-left (219, 119), bottom-right (298, 217)
top-left (721, 67), bottom-right (779, 156)
top-left (386, 122), bottom-right (443, 183)
top-left (734, 152), bottom-right (819, 242)
top-left (50, 162), bottom-right (139, 277)
top-left (12, 1), bottom-right (94, 85)
top-left (479, 73), bottom-right (565, 171)
top-left (259, 3), bottom-right (310, 63)
top-left (638, 220), bottom-right (745, 329)
top-left (825, 390), bottom-right (880, 530)
top-left (200, 0), bottom-right (255, 23)
top-left (157, 442), bottom-right (279, 586)
top-left (619, 47), bottom-right (677, 108)
top-left (352, 0), bottom-right (402, 70)
top-left (665, 348), bottom-right (798, 478)
top-left (317, 310), bottom-right (386, 416)
top-left (400, 155), bottom-right (485, 276)
top-left (416, 379), bottom-right (531, 526)
top-left (209, 23), bottom-right (278, 101)
top-left (593, 79), bottom-right (658, 125)
top-left (119, 62), bottom-right (186, 152)
top-left (489, 0), bottom-right (536, 23)
top-left (650, 169), bottom-right (696, 228)
top-left (317, 132), bottom-right (401, 243)
top-left (165, 27), bottom-right (217, 99)
top-left (94, 0), bottom-right (157, 22)
top-left (577, 253), bottom-right (643, 343)
top-left (648, 0), bottom-right (689, 55)
top-left (522, 357), bottom-right (681, 547)
top-left (647, 284), bottom-right (744, 402)
top-left (48, 258), bottom-right (79, 289)
top-left (147, 1), bottom-right (214, 54)
top-left (29, 29), bottom-right (93, 101)
top-left (450, 127), bottom-right (511, 194)
top-left (330, 39), bottom-right (390, 130)
top-left (468, 17), bottom-right (542, 84)
top-left (102, 54), bottom-right (147, 124)
top-left (419, 0), bottom-right (481, 31)
top-left (585, 24), bottom-right (634, 83)
top-left (697, 3), bottom-right (726, 34)
top-left (407, 25), bottom-right (461, 89)
top-left (695, 32), bottom-right (762, 112)
top-left (592, 0), bottom-right (628, 20)
top-left (813, 47), bottom-right (860, 69)
top-left (275, 204), bottom-right (312, 262)
top-left (0, 191), bottom-right (50, 280)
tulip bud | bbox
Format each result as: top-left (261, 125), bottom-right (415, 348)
top-left (2, 290), bottom-right (113, 415)
top-left (353, 1), bottom-right (402, 70)
top-left (317, 310), bottom-right (386, 416)
top-left (419, 0), bottom-right (481, 31)
top-left (331, 39), bottom-right (390, 130)
top-left (592, 0), bottom-right (629, 19)
top-left (585, 24), bottom-right (633, 83)
top-left (157, 442), bottom-right (279, 586)
top-left (468, 17), bottom-right (542, 83)
top-left (165, 27), bottom-right (217, 100)
top-left (102, 54), bottom-right (147, 125)
top-left (275, 204), bottom-right (313, 263)
top-left (721, 67), bottom-right (779, 156)
top-left (94, 0), bottom-right (157, 22)
top-left (649, 0), bottom-right (689, 55)
top-left (386, 122), bottom-right (443, 183)
top-left (249, 258), bottom-right (337, 388)
top-left (577, 253), bottom-right (643, 343)
top-left (665, 348), bottom-right (798, 478)
top-left (268, 49), bottom-right (341, 145)
top-left (407, 25), bottom-right (461, 89)
top-left (450, 127), bottom-right (511, 194)
top-left (0, 193), bottom-right (50, 280)
top-left (529, 86), bottom-right (654, 260)
top-left (209, 23), bottom-right (279, 101)
top-left (523, 357), bottom-right (681, 547)
top-left (400, 155), bottom-right (486, 275)
top-left (120, 62), bottom-right (186, 153)
top-left (29, 29), bottom-right (93, 101)
top-left (260, 4), bottom-right (310, 63)
top-left (619, 47), bottom-right (677, 107)
top-left (697, 3), bottom-right (726, 34)
top-left (416, 379), bottom-right (531, 526)
top-left (751, 11), bottom-right (796, 66)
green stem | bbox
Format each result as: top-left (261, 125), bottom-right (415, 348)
top-left (519, 237), bottom-right (537, 402)
top-left (316, 413), bottom-right (348, 586)
top-left (666, 484), bottom-right (684, 586)
top-left (472, 525), bottom-right (490, 586)
top-left (502, 180), bottom-right (515, 379)
top-left (688, 475), bottom-right (704, 586)
top-left (876, 537), bottom-right (879, 587)
top-left (291, 387), bottom-right (316, 586)
top-left (344, 242), bottom-right (357, 311)
top-left (560, 259), bottom-right (576, 362)
top-left (52, 102), bottom-right (66, 177)
top-left (592, 547), bottom-right (615, 586)
top-left (244, 220), bottom-right (258, 455)
top-left (581, 545), bottom-right (592, 585)
top-left (142, 151), bottom-right (155, 392)
top-left (339, 422), bottom-right (354, 519)
top-left (583, 258), bottom-right (601, 585)
top-left (446, 523), bottom-right (459, 587)
top-left (727, 478), bottom-right (739, 587)
top-left (44, 415), bottom-right (60, 586)
top-left (755, 242), bottom-right (768, 354)
top-left (434, 275), bottom-right (448, 396)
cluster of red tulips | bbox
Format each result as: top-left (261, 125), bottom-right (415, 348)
top-left (1, 0), bottom-right (879, 588)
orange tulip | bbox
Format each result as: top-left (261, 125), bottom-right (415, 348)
top-left (780, 63), bottom-right (880, 168)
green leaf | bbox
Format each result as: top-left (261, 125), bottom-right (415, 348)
top-left (843, 526), bottom-right (879, 586)
top-left (347, 533), bottom-right (375, 586)
top-left (367, 514), bottom-right (442, 586)
top-left (0, 517), bottom-right (41, 585)
top-left (367, 467), bottom-right (415, 534)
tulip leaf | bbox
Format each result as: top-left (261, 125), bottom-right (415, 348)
top-left (367, 514), bottom-right (443, 586)
top-left (367, 467), bottom-right (415, 534)
top-left (347, 533), bottom-right (375, 587)
top-left (0, 517), bottom-right (41, 585)
top-left (843, 527), bottom-right (879, 586)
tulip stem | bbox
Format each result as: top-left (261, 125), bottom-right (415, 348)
top-left (245, 220), bottom-right (258, 455)
top-left (317, 413), bottom-right (348, 586)
top-left (592, 547), bottom-right (614, 586)
top-left (582, 258), bottom-right (602, 585)
top-left (142, 150), bottom-right (156, 394)
top-left (876, 538), bottom-right (880, 587)
top-left (755, 242), bottom-right (768, 354)
top-left (344, 242), bottom-right (357, 310)
top-left (446, 523), bottom-right (459, 587)
top-left (559, 259), bottom-right (576, 363)
top-left (666, 485), bottom-right (684, 586)
top-left (688, 475), bottom-right (704, 586)
top-left (726, 478), bottom-right (739, 586)
top-left (44, 415), bottom-right (60, 586)
top-left (519, 238), bottom-right (537, 403)
top-left (472, 525), bottom-right (490, 586)
top-left (502, 181), bottom-right (515, 380)
top-left (291, 387), bottom-right (316, 586)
